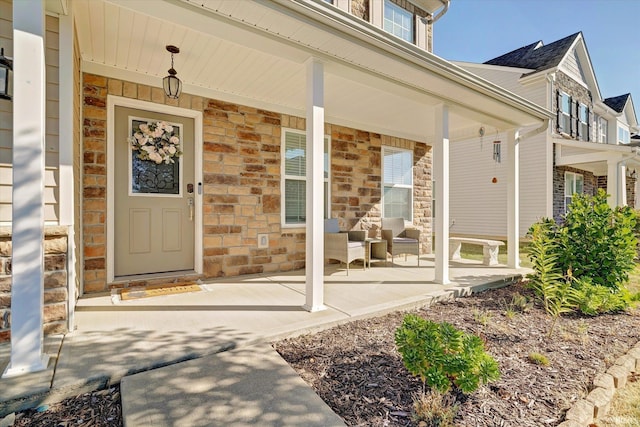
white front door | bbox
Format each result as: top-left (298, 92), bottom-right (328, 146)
top-left (114, 106), bottom-right (195, 276)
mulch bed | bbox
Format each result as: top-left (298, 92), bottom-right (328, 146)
top-left (274, 281), bottom-right (640, 427)
top-left (12, 386), bottom-right (121, 427)
top-left (11, 281), bottom-right (640, 426)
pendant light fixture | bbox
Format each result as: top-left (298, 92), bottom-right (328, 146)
top-left (163, 45), bottom-right (182, 99)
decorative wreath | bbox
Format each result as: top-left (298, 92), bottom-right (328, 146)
top-left (129, 121), bottom-right (182, 164)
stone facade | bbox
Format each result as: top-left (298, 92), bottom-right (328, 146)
top-left (553, 71), bottom-right (593, 139)
top-left (0, 227), bottom-right (69, 342)
top-left (552, 165), bottom-right (598, 223)
top-left (81, 73), bottom-right (433, 293)
top-left (351, 0), bottom-right (369, 20)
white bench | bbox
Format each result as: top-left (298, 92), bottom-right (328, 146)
top-left (449, 237), bottom-right (505, 266)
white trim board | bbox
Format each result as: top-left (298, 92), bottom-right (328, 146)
top-left (106, 96), bottom-right (203, 285)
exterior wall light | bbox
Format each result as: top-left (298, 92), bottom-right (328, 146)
top-left (0, 48), bottom-right (13, 101)
top-left (163, 45), bottom-right (182, 99)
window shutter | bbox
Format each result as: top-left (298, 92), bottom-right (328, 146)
top-left (587, 108), bottom-right (590, 142)
top-left (570, 98), bottom-right (575, 137)
top-left (556, 90), bottom-right (561, 132)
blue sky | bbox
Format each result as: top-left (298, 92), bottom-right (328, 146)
top-left (433, 0), bottom-right (640, 111)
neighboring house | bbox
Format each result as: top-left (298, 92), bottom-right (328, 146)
top-left (0, 0), bottom-right (550, 376)
top-left (450, 32), bottom-right (639, 240)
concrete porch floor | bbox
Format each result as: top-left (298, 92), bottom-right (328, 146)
top-left (0, 255), bottom-right (530, 423)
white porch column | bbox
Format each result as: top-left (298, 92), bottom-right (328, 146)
top-left (59, 10), bottom-right (76, 330)
top-left (304, 58), bottom-right (326, 312)
top-left (433, 104), bottom-right (450, 284)
top-left (4, 0), bottom-right (49, 377)
top-left (606, 159), bottom-right (624, 208)
top-left (507, 129), bottom-right (520, 269)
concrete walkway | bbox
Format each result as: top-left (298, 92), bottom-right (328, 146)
top-left (0, 257), bottom-right (529, 425)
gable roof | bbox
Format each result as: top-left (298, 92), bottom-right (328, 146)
top-left (604, 94), bottom-right (630, 113)
top-left (484, 32), bottom-right (581, 73)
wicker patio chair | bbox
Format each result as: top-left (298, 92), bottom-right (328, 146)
top-left (324, 218), bottom-right (366, 275)
top-left (381, 217), bottom-right (420, 266)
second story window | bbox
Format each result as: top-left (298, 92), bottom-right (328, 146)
top-left (383, 0), bottom-right (414, 43)
top-left (578, 104), bottom-right (589, 141)
top-left (558, 92), bottom-right (572, 135)
top-left (597, 116), bottom-right (608, 143)
top-left (618, 126), bottom-right (630, 144)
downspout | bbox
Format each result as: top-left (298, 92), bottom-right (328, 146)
top-left (427, 0), bottom-right (450, 24)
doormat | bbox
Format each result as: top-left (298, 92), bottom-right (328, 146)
top-left (119, 282), bottom-right (201, 301)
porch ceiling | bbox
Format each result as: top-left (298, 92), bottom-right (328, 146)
top-left (554, 138), bottom-right (640, 176)
top-left (74, 0), bottom-right (549, 143)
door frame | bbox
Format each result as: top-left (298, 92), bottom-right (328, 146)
top-left (106, 96), bottom-right (203, 283)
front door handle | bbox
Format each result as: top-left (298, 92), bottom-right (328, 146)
top-left (188, 197), bottom-right (194, 221)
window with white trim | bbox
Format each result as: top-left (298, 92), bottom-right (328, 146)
top-left (578, 103), bottom-right (589, 141)
top-left (597, 115), bottom-right (608, 143)
top-left (564, 171), bottom-right (583, 211)
top-left (383, 0), bottom-right (414, 43)
top-left (558, 92), bottom-right (572, 134)
top-left (282, 129), bottom-right (330, 226)
top-left (618, 126), bottom-right (630, 144)
top-left (382, 146), bottom-right (413, 221)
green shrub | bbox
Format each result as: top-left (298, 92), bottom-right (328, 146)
top-left (527, 191), bottom-right (637, 321)
top-left (573, 277), bottom-right (632, 316)
top-left (527, 221), bottom-right (580, 336)
top-left (560, 189), bottom-right (637, 291)
top-left (395, 314), bottom-right (500, 394)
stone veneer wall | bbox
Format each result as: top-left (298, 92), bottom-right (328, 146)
top-left (596, 175), bottom-right (637, 208)
top-left (82, 73), bottom-right (432, 293)
top-left (0, 227), bottom-right (69, 342)
top-left (553, 165), bottom-right (597, 223)
top-left (553, 71), bottom-right (593, 139)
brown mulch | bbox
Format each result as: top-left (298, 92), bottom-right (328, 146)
top-left (12, 386), bottom-right (121, 427)
top-left (10, 281), bottom-right (640, 426)
top-left (274, 281), bottom-right (640, 427)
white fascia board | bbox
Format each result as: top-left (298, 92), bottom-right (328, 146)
top-left (560, 34), bottom-right (602, 101)
top-left (554, 138), bottom-right (640, 154)
top-left (519, 66), bottom-right (558, 86)
top-left (623, 97), bottom-right (638, 128)
top-left (452, 61), bottom-right (534, 76)
top-left (268, 0), bottom-right (552, 123)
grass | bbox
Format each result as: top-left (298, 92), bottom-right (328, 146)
top-left (458, 240), bottom-right (533, 268)
top-left (527, 352), bottom-right (550, 366)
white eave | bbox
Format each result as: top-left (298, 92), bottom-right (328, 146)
top-left (74, 0), bottom-right (550, 142)
top-left (408, 0), bottom-right (448, 14)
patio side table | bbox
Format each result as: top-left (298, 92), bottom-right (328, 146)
top-left (366, 238), bottom-right (388, 269)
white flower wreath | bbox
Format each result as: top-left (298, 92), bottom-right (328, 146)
top-left (129, 121), bottom-right (182, 164)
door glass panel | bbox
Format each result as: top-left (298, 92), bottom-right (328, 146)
top-left (129, 118), bottom-right (182, 196)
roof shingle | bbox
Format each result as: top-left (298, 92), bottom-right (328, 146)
top-left (603, 94), bottom-right (630, 113)
top-left (484, 32), bottom-right (581, 74)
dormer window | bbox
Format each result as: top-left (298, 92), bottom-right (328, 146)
top-left (383, 0), bottom-right (414, 43)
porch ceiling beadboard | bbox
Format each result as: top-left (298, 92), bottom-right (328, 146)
top-left (73, 0), bottom-right (550, 144)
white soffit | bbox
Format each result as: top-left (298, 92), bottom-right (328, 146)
top-left (75, 0), bottom-right (545, 140)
